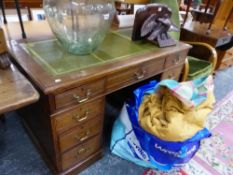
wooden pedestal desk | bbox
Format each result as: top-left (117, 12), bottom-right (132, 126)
top-left (4, 21), bottom-right (191, 175)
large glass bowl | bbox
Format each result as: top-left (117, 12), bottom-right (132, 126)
top-left (43, 0), bottom-right (115, 55)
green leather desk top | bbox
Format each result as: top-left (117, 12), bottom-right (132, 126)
top-left (21, 29), bottom-right (158, 76)
top-left (20, 0), bottom-right (180, 77)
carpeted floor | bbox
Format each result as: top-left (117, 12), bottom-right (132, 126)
top-left (1, 66), bottom-right (233, 175)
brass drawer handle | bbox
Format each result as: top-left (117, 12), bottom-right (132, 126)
top-left (173, 56), bottom-right (181, 65)
top-left (77, 147), bottom-right (90, 155)
top-left (134, 70), bottom-right (146, 80)
top-left (75, 130), bottom-right (90, 142)
top-left (73, 89), bottom-right (91, 103)
top-left (73, 110), bottom-right (89, 122)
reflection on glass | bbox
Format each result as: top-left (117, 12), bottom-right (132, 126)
top-left (43, 0), bottom-right (115, 55)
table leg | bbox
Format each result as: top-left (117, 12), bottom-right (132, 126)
top-left (204, 0), bottom-right (211, 13)
top-left (215, 49), bottom-right (227, 70)
top-left (223, 7), bottom-right (233, 30)
top-left (14, 0), bottom-right (26, 39)
top-left (27, 7), bottom-right (32, 21)
top-left (182, 0), bottom-right (192, 26)
top-left (206, 0), bottom-right (221, 34)
top-left (0, 0), bottom-right (7, 24)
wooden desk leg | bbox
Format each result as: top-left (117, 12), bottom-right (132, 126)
top-left (14, 0), bottom-right (27, 39)
top-left (0, 0), bottom-right (7, 24)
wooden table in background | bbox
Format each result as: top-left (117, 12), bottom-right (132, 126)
top-left (0, 63), bottom-right (39, 118)
top-left (181, 21), bottom-right (233, 69)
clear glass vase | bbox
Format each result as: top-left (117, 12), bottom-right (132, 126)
top-left (43, 0), bottom-right (115, 55)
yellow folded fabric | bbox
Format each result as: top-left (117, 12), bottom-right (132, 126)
top-left (138, 88), bottom-right (215, 142)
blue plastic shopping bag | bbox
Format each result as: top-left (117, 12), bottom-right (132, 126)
top-left (110, 80), bottom-right (211, 170)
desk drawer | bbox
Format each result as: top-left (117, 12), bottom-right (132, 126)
top-left (55, 79), bottom-right (105, 109)
top-left (61, 134), bottom-right (101, 170)
top-left (58, 117), bottom-right (102, 153)
top-left (107, 66), bottom-right (140, 91)
top-left (53, 98), bottom-right (104, 132)
top-left (161, 65), bottom-right (184, 81)
top-left (107, 57), bottom-right (165, 92)
top-left (142, 56), bottom-right (165, 76)
top-left (164, 51), bottom-right (187, 68)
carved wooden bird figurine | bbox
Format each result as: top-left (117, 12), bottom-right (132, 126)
top-left (140, 10), bottom-right (179, 47)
